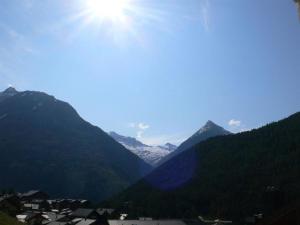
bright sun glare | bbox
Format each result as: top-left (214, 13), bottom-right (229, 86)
top-left (86, 0), bottom-right (130, 22)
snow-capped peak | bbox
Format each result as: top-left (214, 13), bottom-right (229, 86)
top-left (109, 131), bottom-right (177, 166)
top-left (109, 131), bottom-right (147, 148)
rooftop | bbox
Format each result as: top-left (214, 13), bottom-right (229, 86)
top-left (70, 208), bottom-right (96, 218)
top-left (108, 219), bottom-right (187, 225)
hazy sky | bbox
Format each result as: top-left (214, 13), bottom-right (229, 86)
top-left (0, 0), bottom-right (299, 145)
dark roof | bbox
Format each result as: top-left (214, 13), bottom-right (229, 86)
top-left (32, 199), bottom-right (47, 203)
top-left (46, 222), bottom-right (67, 225)
top-left (70, 208), bottom-right (96, 218)
top-left (49, 199), bottom-right (87, 203)
top-left (108, 220), bottom-right (187, 225)
top-left (21, 211), bottom-right (42, 221)
top-left (42, 212), bottom-right (66, 222)
top-left (21, 190), bottom-right (42, 197)
top-left (97, 208), bottom-right (115, 215)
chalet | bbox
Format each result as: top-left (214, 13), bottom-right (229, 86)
top-left (20, 190), bottom-right (49, 201)
top-left (42, 211), bottom-right (67, 223)
top-left (70, 208), bottom-right (101, 220)
top-left (23, 199), bottom-right (50, 211)
top-left (24, 203), bottom-right (40, 210)
top-left (16, 211), bottom-right (44, 224)
top-left (97, 208), bottom-right (115, 215)
top-left (97, 208), bottom-right (117, 219)
top-left (49, 199), bottom-right (69, 210)
top-left (49, 199), bottom-right (90, 211)
top-left (60, 208), bottom-right (73, 215)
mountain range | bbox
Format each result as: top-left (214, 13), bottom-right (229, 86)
top-left (0, 87), bottom-right (151, 201)
top-left (107, 112), bottom-right (300, 222)
top-left (109, 131), bottom-right (177, 166)
top-left (109, 121), bottom-right (231, 166)
top-left (1, 87), bottom-right (300, 222)
top-left (157, 120), bottom-right (231, 166)
top-left (0, 87), bottom-right (232, 200)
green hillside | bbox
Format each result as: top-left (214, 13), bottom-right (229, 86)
top-left (0, 212), bottom-right (24, 225)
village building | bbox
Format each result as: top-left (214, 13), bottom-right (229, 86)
top-left (73, 218), bottom-right (97, 225)
top-left (20, 190), bottom-right (49, 201)
top-left (97, 208), bottom-right (117, 219)
top-left (42, 211), bottom-right (67, 223)
top-left (48, 199), bottom-right (90, 211)
top-left (108, 219), bottom-right (188, 225)
top-left (16, 211), bottom-right (45, 224)
top-left (23, 199), bottom-right (50, 211)
top-left (70, 208), bottom-right (102, 220)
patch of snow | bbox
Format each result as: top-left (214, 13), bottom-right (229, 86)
top-left (122, 143), bottom-right (172, 165)
top-left (109, 132), bottom-right (177, 166)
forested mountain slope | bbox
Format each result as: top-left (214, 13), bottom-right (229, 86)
top-left (0, 88), bottom-right (151, 201)
top-left (108, 112), bottom-right (300, 221)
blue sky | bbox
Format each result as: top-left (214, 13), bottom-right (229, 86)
top-left (0, 0), bottom-right (299, 145)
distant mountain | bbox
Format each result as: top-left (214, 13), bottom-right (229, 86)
top-left (109, 131), bottom-right (147, 149)
top-left (108, 112), bottom-right (300, 221)
top-left (0, 88), bottom-right (151, 202)
top-left (109, 132), bottom-right (177, 166)
top-left (157, 120), bottom-right (231, 165)
top-left (163, 143), bottom-right (177, 152)
top-left (0, 87), bottom-right (18, 102)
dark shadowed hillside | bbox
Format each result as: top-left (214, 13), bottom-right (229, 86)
top-left (107, 112), bottom-right (300, 221)
top-left (0, 88), bottom-right (151, 202)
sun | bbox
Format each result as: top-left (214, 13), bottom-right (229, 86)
top-left (73, 0), bottom-right (159, 41)
top-left (86, 0), bottom-right (130, 23)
